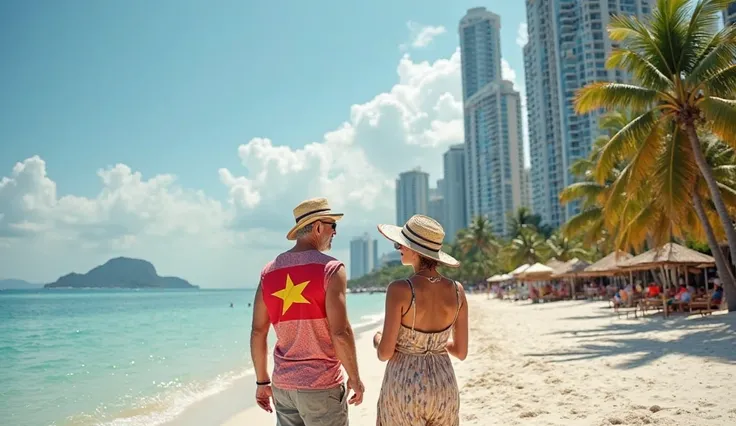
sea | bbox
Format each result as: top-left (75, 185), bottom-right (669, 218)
top-left (0, 289), bottom-right (386, 426)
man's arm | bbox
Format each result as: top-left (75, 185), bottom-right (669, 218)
top-left (325, 265), bottom-right (363, 404)
top-left (250, 284), bottom-right (271, 383)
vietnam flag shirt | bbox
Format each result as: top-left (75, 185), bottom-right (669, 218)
top-left (260, 250), bottom-right (345, 390)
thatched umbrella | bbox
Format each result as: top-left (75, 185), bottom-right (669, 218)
top-left (618, 243), bottom-right (716, 317)
top-left (519, 262), bottom-right (555, 281)
top-left (578, 251), bottom-right (633, 278)
top-left (509, 263), bottom-right (531, 277)
top-left (552, 258), bottom-right (591, 299)
top-left (545, 258), bottom-right (567, 272)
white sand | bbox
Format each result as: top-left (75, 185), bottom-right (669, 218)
top-left (221, 295), bottom-right (736, 426)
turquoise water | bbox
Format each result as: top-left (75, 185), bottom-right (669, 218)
top-left (0, 289), bottom-right (386, 426)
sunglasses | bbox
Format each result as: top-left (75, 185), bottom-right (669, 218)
top-left (319, 221), bottom-right (337, 230)
top-left (394, 242), bottom-right (402, 250)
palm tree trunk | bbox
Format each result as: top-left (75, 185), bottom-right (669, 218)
top-left (692, 189), bottom-right (736, 312)
top-left (685, 125), bottom-right (736, 270)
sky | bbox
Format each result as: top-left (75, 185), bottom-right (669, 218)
top-left (0, 0), bottom-right (529, 288)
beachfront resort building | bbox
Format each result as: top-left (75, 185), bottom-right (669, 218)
top-left (349, 233), bottom-right (378, 280)
top-left (459, 7), bottom-right (526, 237)
top-left (523, 0), bottom-right (654, 228)
top-left (442, 144), bottom-right (468, 242)
top-left (395, 168), bottom-right (429, 225)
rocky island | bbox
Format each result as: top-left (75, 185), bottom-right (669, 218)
top-left (44, 257), bottom-right (198, 289)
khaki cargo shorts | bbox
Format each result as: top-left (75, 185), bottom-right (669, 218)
top-left (272, 383), bottom-right (348, 426)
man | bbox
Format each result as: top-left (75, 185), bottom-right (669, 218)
top-left (250, 197), bottom-right (364, 426)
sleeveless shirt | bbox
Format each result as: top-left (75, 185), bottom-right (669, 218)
top-left (260, 250), bottom-right (344, 390)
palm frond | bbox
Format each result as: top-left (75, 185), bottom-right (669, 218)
top-left (594, 111), bottom-right (657, 182)
top-left (559, 182), bottom-right (603, 206)
top-left (678, 0), bottom-right (730, 72)
top-left (653, 127), bottom-right (698, 226)
top-left (625, 118), bottom-right (665, 192)
top-left (562, 208), bottom-right (603, 239)
top-left (606, 49), bottom-right (672, 91)
top-left (687, 25), bottom-right (736, 85)
top-left (700, 64), bottom-right (736, 98)
top-left (608, 13), bottom-right (673, 75)
top-left (700, 97), bottom-right (736, 147)
top-left (649, 0), bottom-right (692, 74)
top-left (575, 83), bottom-right (658, 115)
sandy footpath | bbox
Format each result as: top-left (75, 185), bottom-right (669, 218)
top-left (220, 295), bottom-right (736, 425)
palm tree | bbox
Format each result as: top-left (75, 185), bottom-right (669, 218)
top-left (508, 227), bottom-right (550, 266)
top-left (575, 0), bottom-right (736, 270)
top-left (546, 232), bottom-right (594, 262)
top-left (458, 216), bottom-right (499, 258)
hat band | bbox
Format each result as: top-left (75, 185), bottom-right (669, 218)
top-left (401, 229), bottom-right (440, 253)
top-left (404, 223), bottom-right (442, 248)
top-left (294, 208), bottom-right (331, 223)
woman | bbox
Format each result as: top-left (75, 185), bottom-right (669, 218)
top-left (372, 214), bottom-right (469, 426)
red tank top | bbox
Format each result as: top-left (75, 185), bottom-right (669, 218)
top-left (260, 250), bottom-right (344, 390)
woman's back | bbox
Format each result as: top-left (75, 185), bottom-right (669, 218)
top-left (401, 276), bottom-right (460, 333)
top-left (377, 276), bottom-right (466, 426)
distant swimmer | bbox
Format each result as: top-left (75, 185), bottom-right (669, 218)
top-left (230, 302), bottom-right (234, 308)
top-left (248, 303), bottom-right (252, 307)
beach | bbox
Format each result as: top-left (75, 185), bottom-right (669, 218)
top-left (218, 294), bottom-right (735, 426)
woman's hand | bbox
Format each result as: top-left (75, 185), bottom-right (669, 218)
top-left (373, 331), bottom-right (382, 349)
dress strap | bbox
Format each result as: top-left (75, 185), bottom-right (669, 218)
top-left (404, 279), bottom-right (417, 332)
top-left (451, 281), bottom-right (461, 326)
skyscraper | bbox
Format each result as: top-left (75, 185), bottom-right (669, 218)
top-left (442, 144), bottom-right (467, 242)
top-left (459, 7), bottom-right (526, 236)
top-left (395, 168), bottom-right (429, 225)
top-left (349, 234), bottom-right (378, 279)
top-left (725, 3), bottom-right (736, 26)
top-left (521, 167), bottom-right (531, 209)
top-left (523, 0), bottom-right (654, 228)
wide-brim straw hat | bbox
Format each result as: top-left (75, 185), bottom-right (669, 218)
top-left (286, 197), bottom-right (344, 240)
top-left (377, 214), bottom-right (459, 267)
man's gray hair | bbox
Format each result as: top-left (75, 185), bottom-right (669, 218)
top-left (294, 223), bottom-right (314, 240)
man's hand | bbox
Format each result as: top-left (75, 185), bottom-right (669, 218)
top-left (346, 376), bottom-right (364, 406)
top-left (255, 384), bottom-right (273, 413)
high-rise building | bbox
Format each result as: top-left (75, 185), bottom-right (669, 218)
top-left (349, 233), bottom-right (378, 279)
top-left (428, 194), bottom-right (445, 227)
top-left (442, 144), bottom-right (467, 242)
top-left (521, 167), bottom-right (532, 209)
top-left (725, 3), bottom-right (736, 26)
top-left (460, 7), bottom-right (526, 236)
top-left (523, 0), bottom-right (654, 228)
top-left (395, 168), bottom-right (429, 225)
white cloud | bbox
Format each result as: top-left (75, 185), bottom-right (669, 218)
top-left (401, 21), bottom-right (447, 50)
top-left (517, 23), bottom-right (528, 47)
top-left (1, 50), bottom-right (466, 286)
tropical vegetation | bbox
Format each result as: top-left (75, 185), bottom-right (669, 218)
top-left (571, 0), bottom-right (736, 310)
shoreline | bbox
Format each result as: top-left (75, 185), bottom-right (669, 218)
top-left (163, 318), bottom-right (385, 426)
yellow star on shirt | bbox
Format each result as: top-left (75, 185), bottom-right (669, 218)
top-left (272, 274), bottom-right (311, 315)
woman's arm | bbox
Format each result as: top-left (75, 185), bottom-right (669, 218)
top-left (446, 283), bottom-right (468, 361)
top-left (374, 280), bottom-right (409, 362)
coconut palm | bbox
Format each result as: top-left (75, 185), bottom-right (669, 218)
top-left (458, 216), bottom-right (499, 258)
top-left (508, 227), bottom-right (550, 266)
top-left (575, 0), bottom-right (736, 269)
top-left (546, 232), bottom-right (594, 262)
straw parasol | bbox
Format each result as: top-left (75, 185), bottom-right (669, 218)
top-left (509, 263), bottom-right (531, 277)
top-left (618, 242), bottom-right (715, 271)
top-left (487, 274), bottom-right (513, 283)
top-left (578, 250), bottom-right (633, 277)
top-left (545, 258), bottom-right (567, 271)
top-left (552, 258), bottom-right (591, 278)
top-left (519, 262), bottom-right (555, 281)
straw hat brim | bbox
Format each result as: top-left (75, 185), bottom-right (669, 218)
top-left (286, 213), bottom-right (343, 240)
top-left (377, 224), bottom-right (460, 268)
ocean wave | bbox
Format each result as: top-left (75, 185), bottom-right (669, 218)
top-left (353, 312), bottom-right (384, 329)
top-left (63, 368), bottom-right (255, 426)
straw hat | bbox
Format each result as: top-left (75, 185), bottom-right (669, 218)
top-left (377, 215), bottom-right (459, 267)
top-left (286, 197), bottom-right (344, 240)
